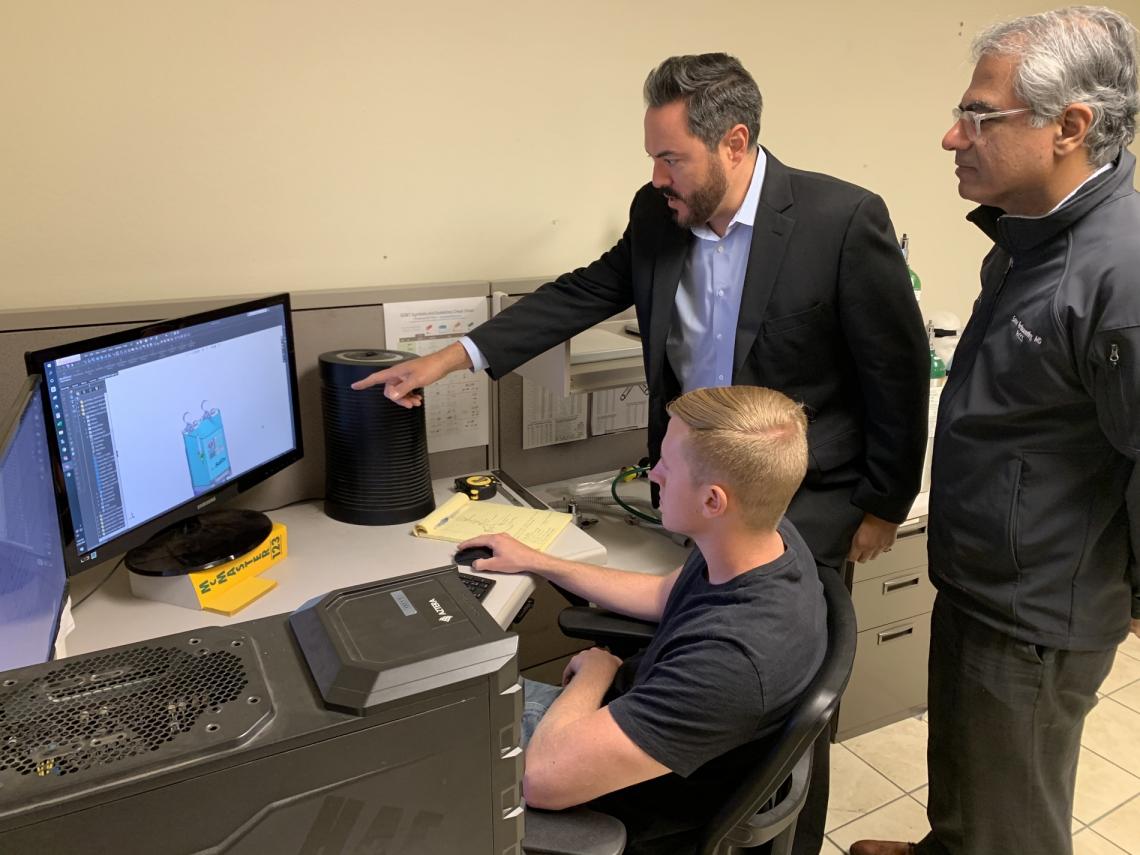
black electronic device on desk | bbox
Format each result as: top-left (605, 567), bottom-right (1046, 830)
top-left (0, 568), bottom-right (523, 854)
top-left (320, 349), bottom-right (434, 526)
top-left (0, 377), bottom-right (69, 672)
top-left (24, 293), bottom-right (303, 577)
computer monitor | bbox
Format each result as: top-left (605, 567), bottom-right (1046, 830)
top-left (0, 376), bottom-right (69, 671)
top-left (25, 294), bottom-right (303, 576)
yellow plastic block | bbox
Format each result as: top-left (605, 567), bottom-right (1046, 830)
top-left (199, 575), bottom-right (278, 616)
top-left (190, 523), bottom-right (288, 613)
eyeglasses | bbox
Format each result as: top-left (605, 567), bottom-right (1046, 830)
top-left (952, 106), bottom-right (1032, 140)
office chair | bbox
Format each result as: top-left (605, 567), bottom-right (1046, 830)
top-left (522, 564), bottom-right (857, 855)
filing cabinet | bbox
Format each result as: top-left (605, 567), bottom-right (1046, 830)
top-left (836, 521), bottom-right (934, 740)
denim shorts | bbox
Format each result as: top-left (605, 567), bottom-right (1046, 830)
top-left (521, 678), bottom-right (563, 747)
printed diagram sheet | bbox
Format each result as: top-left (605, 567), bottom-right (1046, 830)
top-left (522, 379), bottom-right (587, 449)
top-left (382, 297), bottom-right (489, 452)
top-left (591, 384), bottom-right (649, 435)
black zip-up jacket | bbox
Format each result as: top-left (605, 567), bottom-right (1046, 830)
top-left (929, 150), bottom-right (1140, 650)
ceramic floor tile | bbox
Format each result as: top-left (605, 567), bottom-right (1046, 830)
top-left (1073, 828), bottom-right (1132, 855)
top-left (1101, 651), bottom-right (1140, 695)
top-left (1091, 795), bottom-right (1140, 854)
top-left (826, 744), bottom-right (906, 832)
top-left (1111, 679), bottom-right (1140, 716)
top-left (1082, 698), bottom-right (1140, 777)
top-left (828, 796), bottom-right (930, 853)
top-left (821, 838), bottom-right (843, 854)
top-left (911, 785), bottom-right (928, 806)
top-left (1119, 633), bottom-right (1140, 662)
top-left (1074, 747), bottom-right (1140, 825)
top-left (843, 716), bottom-right (928, 792)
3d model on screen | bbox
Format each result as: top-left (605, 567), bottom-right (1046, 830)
top-left (183, 402), bottom-right (231, 494)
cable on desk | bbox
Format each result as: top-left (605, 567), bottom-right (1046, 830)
top-left (254, 496), bottom-right (323, 514)
top-left (72, 557), bottom-right (125, 610)
top-left (610, 467), bottom-right (661, 525)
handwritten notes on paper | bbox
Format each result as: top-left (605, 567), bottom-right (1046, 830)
top-left (412, 493), bottom-right (572, 551)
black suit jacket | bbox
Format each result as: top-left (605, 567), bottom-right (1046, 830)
top-left (470, 150), bottom-right (928, 532)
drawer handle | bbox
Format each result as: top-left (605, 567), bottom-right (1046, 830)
top-left (877, 625), bottom-right (915, 644)
top-left (882, 576), bottom-right (921, 594)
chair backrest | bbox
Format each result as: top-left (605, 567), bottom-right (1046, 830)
top-left (695, 564), bottom-right (857, 855)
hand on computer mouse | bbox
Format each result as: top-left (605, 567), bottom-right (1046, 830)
top-left (456, 534), bottom-right (546, 575)
top-left (453, 546), bottom-right (494, 567)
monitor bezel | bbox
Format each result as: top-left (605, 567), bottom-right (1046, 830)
top-left (0, 375), bottom-right (70, 666)
top-left (24, 293), bottom-right (304, 577)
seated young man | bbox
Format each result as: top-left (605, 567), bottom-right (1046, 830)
top-left (459, 385), bottom-right (828, 854)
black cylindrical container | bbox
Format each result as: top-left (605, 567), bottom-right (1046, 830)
top-left (320, 350), bottom-right (435, 525)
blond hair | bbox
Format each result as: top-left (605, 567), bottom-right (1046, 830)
top-left (666, 386), bottom-right (807, 531)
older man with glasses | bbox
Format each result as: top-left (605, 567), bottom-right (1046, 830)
top-left (853, 6), bottom-right (1140, 855)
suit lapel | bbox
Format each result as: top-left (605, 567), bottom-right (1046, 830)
top-left (647, 222), bottom-right (689, 391)
top-left (734, 149), bottom-right (796, 378)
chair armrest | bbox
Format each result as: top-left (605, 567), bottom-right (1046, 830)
top-left (558, 607), bottom-right (657, 646)
top-left (719, 749), bottom-right (812, 849)
top-left (523, 806), bottom-right (627, 855)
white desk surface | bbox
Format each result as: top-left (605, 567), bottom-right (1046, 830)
top-left (529, 473), bottom-right (691, 576)
top-left (63, 477), bottom-right (608, 657)
top-left (530, 473), bottom-right (930, 572)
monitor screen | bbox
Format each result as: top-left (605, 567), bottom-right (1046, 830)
top-left (25, 294), bottom-right (303, 575)
top-left (0, 377), bottom-right (69, 671)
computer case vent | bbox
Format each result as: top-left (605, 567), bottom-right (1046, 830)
top-left (0, 628), bottom-right (271, 786)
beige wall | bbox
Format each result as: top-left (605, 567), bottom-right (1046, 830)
top-left (3, 0), bottom-right (1139, 325)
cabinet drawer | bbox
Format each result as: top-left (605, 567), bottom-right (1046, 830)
top-left (837, 612), bottom-right (931, 741)
top-left (851, 529), bottom-right (927, 584)
top-left (852, 568), bottom-right (936, 631)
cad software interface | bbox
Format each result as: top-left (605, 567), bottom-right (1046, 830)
top-left (41, 305), bottom-right (296, 565)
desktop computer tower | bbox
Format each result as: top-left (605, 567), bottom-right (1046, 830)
top-left (0, 567), bottom-right (524, 855)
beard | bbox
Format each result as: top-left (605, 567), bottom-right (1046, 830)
top-left (660, 155), bottom-right (728, 227)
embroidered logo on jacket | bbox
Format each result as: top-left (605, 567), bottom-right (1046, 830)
top-left (1010, 315), bottom-right (1043, 345)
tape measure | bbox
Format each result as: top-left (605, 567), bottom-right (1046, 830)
top-left (455, 474), bottom-right (498, 501)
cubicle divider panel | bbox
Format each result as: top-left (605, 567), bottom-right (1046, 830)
top-left (487, 277), bottom-right (649, 488)
top-left (496, 373), bottom-right (648, 487)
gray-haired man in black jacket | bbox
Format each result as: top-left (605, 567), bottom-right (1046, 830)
top-left (854, 7), bottom-right (1140, 855)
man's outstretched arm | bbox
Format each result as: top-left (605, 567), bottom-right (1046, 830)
top-left (459, 532), bottom-right (680, 622)
top-left (349, 341), bottom-right (472, 407)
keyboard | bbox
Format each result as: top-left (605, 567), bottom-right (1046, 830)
top-left (459, 572), bottom-right (496, 601)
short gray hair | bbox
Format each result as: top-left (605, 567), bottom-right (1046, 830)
top-left (973, 6), bottom-right (1139, 166)
top-left (643, 53), bottom-right (762, 151)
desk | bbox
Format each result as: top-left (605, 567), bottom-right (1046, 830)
top-left (529, 472), bottom-right (691, 576)
top-left (63, 476), bottom-right (608, 657)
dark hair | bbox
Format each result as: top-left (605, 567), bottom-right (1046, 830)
top-left (643, 53), bottom-right (763, 151)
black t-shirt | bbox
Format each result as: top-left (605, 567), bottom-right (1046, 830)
top-left (592, 517), bottom-right (827, 854)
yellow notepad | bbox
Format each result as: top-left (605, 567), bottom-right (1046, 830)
top-left (412, 493), bottom-right (572, 551)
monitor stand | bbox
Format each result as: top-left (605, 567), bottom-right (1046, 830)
top-left (125, 509), bottom-right (273, 576)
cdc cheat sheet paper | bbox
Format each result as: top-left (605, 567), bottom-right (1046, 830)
top-left (382, 297), bottom-right (490, 453)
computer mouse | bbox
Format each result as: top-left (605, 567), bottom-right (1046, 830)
top-left (454, 546), bottom-right (494, 566)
